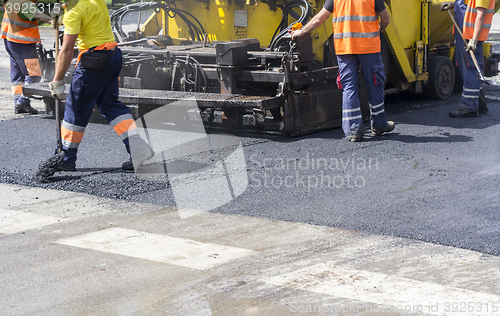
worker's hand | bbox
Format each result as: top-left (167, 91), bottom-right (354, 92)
top-left (48, 80), bottom-right (65, 99)
top-left (50, 3), bottom-right (64, 19)
top-left (440, 2), bottom-right (454, 11)
top-left (466, 39), bottom-right (478, 52)
top-left (291, 29), bottom-right (303, 40)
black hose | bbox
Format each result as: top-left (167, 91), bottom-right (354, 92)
top-left (110, 2), bottom-right (205, 43)
top-left (268, 0), bottom-right (312, 51)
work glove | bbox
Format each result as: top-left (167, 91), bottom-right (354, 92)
top-left (48, 80), bottom-right (65, 99)
top-left (50, 3), bottom-right (64, 19)
top-left (440, 2), bottom-right (454, 11)
top-left (466, 39), bottom-right (478, 52)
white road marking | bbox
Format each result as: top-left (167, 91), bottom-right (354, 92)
top-left (55, 227), bottom-right (256, 270)
top-left (0, 208), bottom-right (62, 235)
top-left (265, 263), bottom-right (500, 316)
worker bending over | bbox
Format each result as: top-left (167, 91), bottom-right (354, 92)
top-left (447, 0), bottom-right (495, 117)
top-left (292, 0), bottom-right (394, 142)
top-left (49, 0), bottom-right (154, 171)
top-left (1, 0), bottom-right (51, 114)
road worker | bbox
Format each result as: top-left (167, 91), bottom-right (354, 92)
top-left (292, 0), bottom-right (395, 142)
top-left (447, 0), bottom-right (495, 117)
top-left (48, 0), bottom-right (154, 171)
top-left (1, 0), bottom-right (51, 114)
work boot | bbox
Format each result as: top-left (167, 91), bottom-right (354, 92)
top-left (122, 160), bottom-right (134, 171)
top-left (479, 101), bottom-right (489, 114)
top-left (479, 92), bottom-right (488, 113)
top-left (371, 121), bottom-right (395, 136)
top-left (346, 134), bottom-right (363, 142)
top-left (122, 147), bottom-right (155, 171)
top-left (56, 164), bottom-right (76, 171)
top-left (449, 109), bottom-right (479, 118)
top-left (15, 103), bottom-right (39, 114)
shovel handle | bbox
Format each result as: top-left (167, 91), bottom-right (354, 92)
top-left (445, 9), bottom-right (490, 84)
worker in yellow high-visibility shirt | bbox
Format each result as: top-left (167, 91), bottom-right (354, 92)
top-left (48, 0), bottom-right (154, 172)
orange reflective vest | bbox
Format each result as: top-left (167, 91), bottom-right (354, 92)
top-left (1, 0), bottom-right (41, 44)
top-left (463, 0), bottom-right (495, 41)
top-left (332, 0), bottom-right (380, 55)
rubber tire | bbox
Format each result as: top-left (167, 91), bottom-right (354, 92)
top-left (424, 56), bottom-right (455, 100)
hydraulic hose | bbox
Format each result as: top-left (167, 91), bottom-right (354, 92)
top-left (110, 2), bottom-right (205, 43)
top-left (269, 0), bottom-right (312, 51)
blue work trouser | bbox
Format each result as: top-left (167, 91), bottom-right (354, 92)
top-left (59, 48), bottom-right (147, 167)
top-left (454, 0), bottom-right (484, 112)
top-left (336, 53), bottom-right (388, 137)
top-left (4, 39), bottom-right (41, 106)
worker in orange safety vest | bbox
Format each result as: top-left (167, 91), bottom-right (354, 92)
top-left (292, 0), bottom-right (394, 142)
top-left (1, 0), bottom-right (51, 114)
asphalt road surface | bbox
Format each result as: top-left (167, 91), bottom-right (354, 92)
top-left (1, 10), bottom-right (500, 316)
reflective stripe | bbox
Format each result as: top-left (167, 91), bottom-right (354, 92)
top-left (62, 139), bottom-right (80, 149)
top-left (465, 21), bottom-right (491, 29)
top-left (342, 115), bottom-right (362, 121)
top-left (61, 125), bottom-right (84, 147)
top-left (332, 15), bottom-right (378, 23)
top-left (119, 129), bottom-right (139, 141)
top-left (110, 114), bottom-right (137, 136)
top-left (0, 30), bottom-right (40, 43)
top-left (333, 31), bottom-right (380, 39)
top-left (11, 85), bottom-right (23, 95)
top-left (371, 109), bottom-right (385, 116)
top-left (466, 7), bottom-right (496, 14)
top-left (24, 58), bottom-right (42, 77)
top-left (62, 120), bottom-right (86, 133)
top-left (2, 18), bottom-right (37, 29)
top-left (342, 107), bottom-right (361, 113)
top-left (110, 114), bottom-right (134, 127)
top-left (464, 88), bottom-right (481, 93)
top-left (462, 94), bottom-right (477, 99)
top-left (371, 102), bottom-right (384, 110)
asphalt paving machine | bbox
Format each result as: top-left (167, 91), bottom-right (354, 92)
top-left (26, 0), bottom-right (500, 136)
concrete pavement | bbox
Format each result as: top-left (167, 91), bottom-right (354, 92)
top-left (2, 182), bottom-right (500, 315)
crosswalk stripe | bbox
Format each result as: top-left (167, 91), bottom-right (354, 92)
top-left (55, 227), bottom-right (256, 270)
top-left (264, 263), bottom-right (499, 315)
top-left (0, 208), bottom-right (62, 235)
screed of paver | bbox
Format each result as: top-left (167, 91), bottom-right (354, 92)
top-left (55, 227), bottom-right (256, 270)
top-left (0, 208), bottom-right (62, 235)
top-left (265, 263), bottom-right (500, 316)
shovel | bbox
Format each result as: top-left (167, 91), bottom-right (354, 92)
top-left (35, 14), bottom-right (65, 182)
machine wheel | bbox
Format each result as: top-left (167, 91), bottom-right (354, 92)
top-left (424, 56), bottom-right (455, 100)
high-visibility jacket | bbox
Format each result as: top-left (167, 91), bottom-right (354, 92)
top-left (1, 0), bottom-right (41, 44)
top-left (463, 0), bottom-right (495, 41)
top-left (332, 0), bottom-right (380, 55)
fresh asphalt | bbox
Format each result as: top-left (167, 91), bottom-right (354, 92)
top-left (1, 31), bottom-right (500, 258)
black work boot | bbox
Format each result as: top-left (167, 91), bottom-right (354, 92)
top-left (479, 91), bottom-right (489, 113)
top-left (449, 109), bottom-right (479, 118)
top-left (15, 103), bottom-right (39, 114)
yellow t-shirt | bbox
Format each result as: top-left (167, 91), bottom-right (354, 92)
top-left (465, 0), bottom-right (494, 8)
top-left (63, 0), bottom-right (115, 50)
